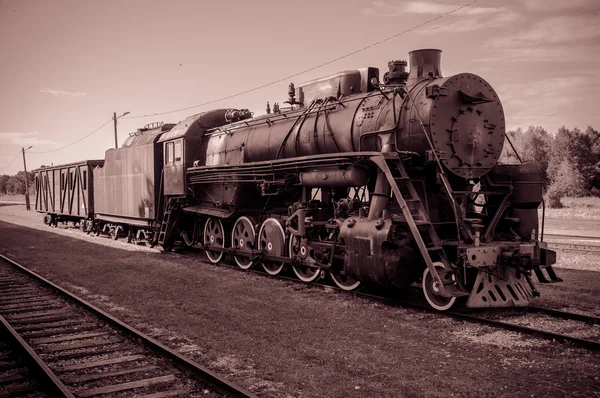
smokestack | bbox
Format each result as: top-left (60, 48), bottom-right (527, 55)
top-left (408, 49), bottom-right (442, 82)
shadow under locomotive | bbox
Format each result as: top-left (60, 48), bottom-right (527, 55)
top-left (33, 48), bottom-right (560, 311)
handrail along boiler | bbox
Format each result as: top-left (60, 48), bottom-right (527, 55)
top-left (34, 48), bottom-right (559, 311)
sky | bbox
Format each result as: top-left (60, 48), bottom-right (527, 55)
top-left (1, 0), bottom-right (599, 175)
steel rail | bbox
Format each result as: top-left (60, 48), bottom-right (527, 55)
top-left (350, 291), bottom-right (600, 351)
top-left (537, 233), bottom-right (600, 252)
top-left (361, 287), bottom-right (600, 351)
top-left (544, 233), bottom-right (600, 241)
top-left (526, 306), bottom-right (600, 325)
top-left (442, 311), bottom-right (600, 351)
top-left (0, 254), bottom-right (258, 398)
top-left (321, 285), bottom-right (600, 351)
top-left (0, 314), bottom-right (75, 397)
top-left (547, 242), bottom-right (600, 253)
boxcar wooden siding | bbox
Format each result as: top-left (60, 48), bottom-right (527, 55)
top-left (34, 161), bottom-right (102, 217)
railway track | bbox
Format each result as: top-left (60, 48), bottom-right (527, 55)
top-left (77, 225), bottom-right (600, 354)
top-left (0, 254), bottom-right (256, 398)
top-left (337, 284), bottom-right (599, 351)
top-left (1, 315), bottom-right (60, 397)
top-left (9, 222), bottom-right (600, 367)
top-left (544, 233), bottom-right (600, 241)
top-left (547, 242), bottom-right (600, 253)
top-left (544, 233), bottom-right (600, 253)
top-left (191, 250), bottom-right (600, 352)
top-left (444, 306), bottom-right (600, 351)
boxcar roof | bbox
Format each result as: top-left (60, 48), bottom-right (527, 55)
top-left (32, 159), bottom-right (104, 173)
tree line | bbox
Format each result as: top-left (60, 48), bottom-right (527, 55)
top-left (0, 171), bottom-right (34, 196)
top-left (500, 125), bottom-right (600, 208)
top-left (2, 126), bottom-right (599, 208)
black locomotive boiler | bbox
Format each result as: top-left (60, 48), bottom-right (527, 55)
top-left (34, 49), bottom-right (560, 311)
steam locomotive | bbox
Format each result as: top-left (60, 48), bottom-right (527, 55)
top-left (34, 49), bottom-right (560, 311)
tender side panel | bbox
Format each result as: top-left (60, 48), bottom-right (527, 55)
top-left (94, 144), bottom-right (158, 222)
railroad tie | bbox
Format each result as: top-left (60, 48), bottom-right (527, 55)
top-left (75, 374), bottom-right (177, 397)
top-left (13, 319), bottom-right (82, 333)
top-left (62, 364), bottom-right (159, 384)
top-left (37, 337), bottom-right (122, 353)
top-left (52, 354), bottom-right (146, 372)
top-left (25, 324), bottom-right (99, 338)
top-left (32, 331), bottom-right (109, 345)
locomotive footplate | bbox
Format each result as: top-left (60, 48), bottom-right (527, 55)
top-left (461, 242), bottom-right (552, 269)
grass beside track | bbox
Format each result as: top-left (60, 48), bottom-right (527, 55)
top-left (534, 267), bottom-right (600, 317)
top-left (0, 220), bottom-right (599, 398)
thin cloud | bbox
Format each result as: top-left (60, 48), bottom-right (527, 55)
top-left (361, 1), bottom-right (519, 33)
top-left (486, 15), bottom-right (600, 48)
top-left (474, 44), bottom-right (600, 63)
top-left (522, 0), bottom-right (600, 13)
top-left (39, 88), bottom-right (88, 98)
top-left (420, 9), bottom-right (519, 33)
top-left (0, 132), bottom-right (60, 147)
top-left (478, 14), bottom-right (600, 63)
top-left (361, 1), bottom-right (505, 18)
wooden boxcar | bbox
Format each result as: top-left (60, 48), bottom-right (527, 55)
top-left (33, 160), bottom-right (104, 224)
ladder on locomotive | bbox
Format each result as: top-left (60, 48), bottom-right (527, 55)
top-left (157, 209), bottom-right (172, 246)
top-left (373, 155), bottom-right (469, 298)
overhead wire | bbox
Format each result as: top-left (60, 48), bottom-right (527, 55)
top-left (29, 118), bottom-right (113, 154)
top-left (0, 150), bottom-right (22, 171)
top-left (12, 0), bottom-right (478, 156)
top-left (123, 0), bottom-right (478, 120)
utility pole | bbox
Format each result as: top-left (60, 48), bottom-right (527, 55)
top-left (113, 111), bottom-right (130, 148)
top-left (113, 112), bottom-right (118, 148)
top-left (22, 146), bottom-right (32, 211)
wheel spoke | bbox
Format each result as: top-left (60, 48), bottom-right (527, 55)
top-left (290, 235), bottom-right (321, 283)
top-left (330, 271), bottom-right (361, 291)
top-left (422, 262), bottom-right (457, 311)
top-left (204, 217), bottom-right (225, 264)
top-left (258, 218), bottom-right (286, 275)
top-left (232, 216), bottom-right (256, 269)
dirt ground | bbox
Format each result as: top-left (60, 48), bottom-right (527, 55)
top-left (0, 208), bottom-right (599, 397)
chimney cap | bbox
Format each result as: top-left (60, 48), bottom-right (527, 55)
top-left (408, 48), bottom-right (443, 81)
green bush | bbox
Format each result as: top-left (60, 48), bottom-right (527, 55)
top-left (544, 160), bottom-right (585, 208)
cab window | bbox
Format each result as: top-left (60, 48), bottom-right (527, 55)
top-left (174, 140), bottom-right (183, 165)
top-left (165, 142), bottom-right (174, 165)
